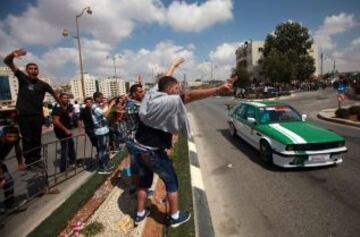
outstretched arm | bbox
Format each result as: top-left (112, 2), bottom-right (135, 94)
top-left (183, 80), bottom-right (233, 104)
top-left (165, 58), bottom-right (185, 76)
top-left (3, 49), bottom-right (27, 73)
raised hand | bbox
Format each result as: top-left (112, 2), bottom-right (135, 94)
top-left (218, 81), bottom-right (233, 93)
top-left (12, 49), bottom-right (27, 58)
top-left (172, 58), bottom-right (185, 68)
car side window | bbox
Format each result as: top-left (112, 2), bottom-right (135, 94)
top-left (245, 105), bottom-right (256, 119)
top-left (233, 104), bottom-right (246, 120)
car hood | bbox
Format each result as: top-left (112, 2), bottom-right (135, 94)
top-left (257, 122), bottom-right (344, 145)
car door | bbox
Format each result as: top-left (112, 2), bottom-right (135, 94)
top-left (231, 104), bottom-right (247, 137)
top-left (242, 105), bottom-right (259, 147)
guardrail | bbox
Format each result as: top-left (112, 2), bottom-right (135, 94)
top-left (0, 134), bottom-right (97, 221)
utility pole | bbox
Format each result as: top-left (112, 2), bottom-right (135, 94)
top-left (320, 52), bottom-right (324, 77)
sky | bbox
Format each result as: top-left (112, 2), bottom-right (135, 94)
top-left (0, 0), bottom-right (359, 85)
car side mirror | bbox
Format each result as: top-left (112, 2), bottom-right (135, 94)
top-left (302, 114), bottom-right (307, 121)
top-left (247, 117), bottom-right (257, 124)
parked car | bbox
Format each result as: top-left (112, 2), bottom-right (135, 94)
top-left (228, 101), bottom-right (347, 168)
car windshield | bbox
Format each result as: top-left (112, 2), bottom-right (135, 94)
top-left (258, 106), bottom-right (302, 124)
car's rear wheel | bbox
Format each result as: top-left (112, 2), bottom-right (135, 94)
top-left (260, 140), bottom-right (273, 165)
top-left (229, 122), bottom-right (237, 137)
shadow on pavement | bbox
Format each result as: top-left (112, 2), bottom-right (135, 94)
top-left (218, 128), bottom-right (333, 173)
top-left (116, 177), bottom-right (137, 217)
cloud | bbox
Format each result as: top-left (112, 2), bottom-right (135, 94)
top-left (314, 13), bottom-right (358, 50)
top-left (166, 0), bottom-right (233, 32)
top-left (209, 41), bottom-right (241, 64)
top-left (332, 36), bottom-right (360, 72)
top-left (0, 0), bottom-right (233, 50)
top-left (196, 41), bottom-right (240, 80)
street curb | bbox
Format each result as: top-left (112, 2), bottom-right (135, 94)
top-left (317, 109), bottom-right (360, 128)
top-left (188, 137), bottom-right (215, 237)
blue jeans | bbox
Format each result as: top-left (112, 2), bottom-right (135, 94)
top-left (96, 134), bottom-right (109, 169)
top-left (59, 137), bottom-right (76, 172)
top-left (128, 142), bottom-right (178, 193)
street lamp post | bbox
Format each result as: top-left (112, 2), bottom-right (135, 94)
top-left (63, 7), bottom-right (92, 99)
top-left (107, 55), bottom-right (121, 78)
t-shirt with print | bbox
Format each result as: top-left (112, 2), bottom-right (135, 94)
top-left (124, 99), bottom-right (141, 140)
top-left (52, 103), bottom-right (74, 138)
top-left (91, 103), bottom-right (109, 135)
top-left (14, 70), bottom-right (54, 116)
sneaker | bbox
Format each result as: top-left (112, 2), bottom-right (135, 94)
top-left (169, 211), bottom-right (191, 228)
top-left (97, 168), bottom-right (112, 175)
top-left (134, 207), bottom-right (151, 226)
top-left (106, 163), bottom-right (115, 170)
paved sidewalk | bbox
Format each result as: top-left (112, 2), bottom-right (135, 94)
top-left (80, 176), bottom-right (159, 237)
top-left (317, 106), bottom-right (360, 128)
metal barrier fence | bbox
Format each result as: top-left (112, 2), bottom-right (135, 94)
top-left (0, 134), bottom-right (97, 221)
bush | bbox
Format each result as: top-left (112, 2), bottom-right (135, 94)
top-left (348, 106), bottom-right (360, 116)
top-left (279, 91), bottom-right (291, 96)
top-left (335, 108), bottom-right (349, 119)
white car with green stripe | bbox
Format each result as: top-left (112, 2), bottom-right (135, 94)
top-left (228, 101), bottom-right (347, 168)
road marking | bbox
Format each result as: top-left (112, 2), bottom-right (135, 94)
top-left (190, 165), bottom-right (205, 191)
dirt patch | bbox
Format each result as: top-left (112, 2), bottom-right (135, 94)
top-left (58, 178), bottom-right (114, 237)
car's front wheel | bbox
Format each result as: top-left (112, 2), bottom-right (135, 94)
top-left (229, 122), bottom-right (237, 137)
top-left (260, 140), bottom-right (273, 165)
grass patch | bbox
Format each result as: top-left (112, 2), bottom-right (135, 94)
top-left (167, 136), bottom-right (196, 237)
top-left (81, 221), bottom-right (105, 237)
top-left (28, 151), bottom-right (126, 237)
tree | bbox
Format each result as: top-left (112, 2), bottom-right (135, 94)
top-left (262, 21), bottom-right (315, 82)
top-left (262, 49), bottom-right (295, 83)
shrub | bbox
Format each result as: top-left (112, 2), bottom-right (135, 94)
top-left (279, 91), bottom-right (291, 96)
top-left (81, 221), bottom-right (105, 237)
top-left (335, 108), bottom-right (349, 119)
top-left (348, 106), bottom-right (360, 116)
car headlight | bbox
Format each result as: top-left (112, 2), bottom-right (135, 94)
top-left (338, 141), bottom-right (345, 147)
top-left (286, 144), bottom-right (294, 151)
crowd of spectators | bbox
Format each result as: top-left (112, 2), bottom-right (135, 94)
top-left (1, 49), bottom-right (234, 228)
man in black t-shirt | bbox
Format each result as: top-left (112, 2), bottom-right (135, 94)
top-left (0, 126), bottom-right (25, 211)
top-left (78, 97), bottom-right (97, 151)
top-left (52, 93), bottom-right (76, 173)
top-left (3, 49), bottom-right (62, 169)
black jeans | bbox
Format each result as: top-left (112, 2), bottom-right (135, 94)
top-left (59, 137), bottom-right (76, 172)
top-left (17, 114), bottom-right (43, 165)
top-left (1, 164), bottom-right (15, 209)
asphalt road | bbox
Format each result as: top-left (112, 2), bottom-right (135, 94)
top-left (187, 88), bottom-right (360, 237)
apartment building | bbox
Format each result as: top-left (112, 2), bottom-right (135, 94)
top-left (70, 73), bottom-right (98, 101)
top-left (99, 77), bottom-right (126, 98)
top-left (235, 40), bottom-right (320, 81)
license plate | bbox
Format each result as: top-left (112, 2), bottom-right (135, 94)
top-left (309, 154), bottom-right (330, 162)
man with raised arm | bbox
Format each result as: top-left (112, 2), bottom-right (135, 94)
top-left (3, 49), bottom-right (63, 169)
top-left (132, 58), bottom-right (233, 227)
